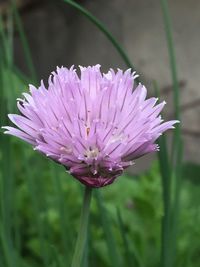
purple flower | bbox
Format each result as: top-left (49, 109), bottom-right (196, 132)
top-left (3, 65), bottom-right (178, 187)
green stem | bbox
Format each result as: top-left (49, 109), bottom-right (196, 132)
top-left (160, 0), bottom-right (181, 163)
top-left (154, 81), bottom-right (172, 267)
top-left (63, 0), bottom-right (139, 83)
top-left (71, 186), bottom-right (92, 267)
top-left (160, 1), bottom-right (183, 266)
top-left (158, 135), bottom-right (172, 267)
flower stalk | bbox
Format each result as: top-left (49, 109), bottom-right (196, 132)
top-left (71, 186), bottom-right (92, 267)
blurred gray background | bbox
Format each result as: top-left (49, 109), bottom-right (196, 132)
top-left (2, 0), bottom-right (200, 170)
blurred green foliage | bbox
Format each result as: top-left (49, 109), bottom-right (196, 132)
top-left (0, 1), bottom-right (200, 267)
top-left (1, 134), bottom-right (200, 267)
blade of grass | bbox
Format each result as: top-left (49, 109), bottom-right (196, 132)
top-left (24, 149), bottom-right (50, 267)
top-left (170, 140), bottom-right (183, 264)
top-left (50, 162), bottom-right (71, 266)
top-left (157, 135), bottom-right (172, 267)
top-left (95, 191), bottom-right (122, 267)
top-left (0, 18), bottom-right (19, 267)
top-left (0, 93), bottom-right (13, 267)
top-left (0, 221), bottom-right (13, 267)
top-left (63, 0), bottom-right (139, 82)
top-left (154, 80), bottom-right (173, 267)
top-left (1, 11), bottom-right (23, 257)
top-left (0, 93), bottom-right (16, 267)
top-left (11, 0), bottom-right (37, 83)
top-left (160, 0), bottom-right (182, 165)
top-left (7, 7), bottom-right (14, 65)
top-left (0, 14), bottom-right (18, 111)
top-left (160, 1), bottom-right (183, 266)
top-left (160, 0), bottom-right (180, 121)
top-left (1, 4), bottom-right (38, 267)
top-left (0, 15), bottom-right (11, 65)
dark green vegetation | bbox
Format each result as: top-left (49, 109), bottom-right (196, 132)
top-left (0, 1), bottom-right (200, 267)
top-left (0, 140), bottom-right (200, 267)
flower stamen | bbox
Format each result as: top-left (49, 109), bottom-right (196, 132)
top-left (86, 127), bottom-right (90, 136)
